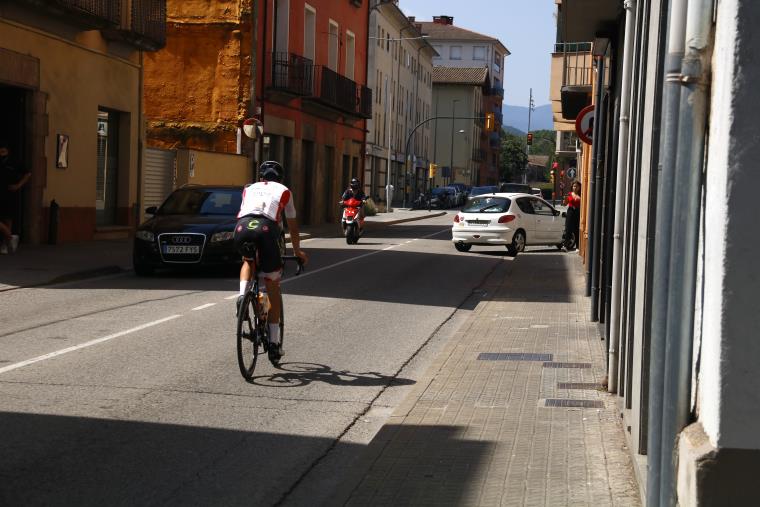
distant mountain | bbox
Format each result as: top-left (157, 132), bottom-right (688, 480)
top-left (503, 125), bottom-right (525, 136)
top-left (502, 104), bottom-right (553, 132)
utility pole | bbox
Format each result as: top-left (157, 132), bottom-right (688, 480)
top-left (524, 88), bottom-right (534, 184)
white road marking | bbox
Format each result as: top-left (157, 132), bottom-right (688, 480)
top-left (0, 315), bottom-right (182, 375)
top-left (224, 294), bottom-right (239, 300)
top-left (192, 303), bottom-right (216, 311)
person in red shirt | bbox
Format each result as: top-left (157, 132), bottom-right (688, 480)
top-left (564, 181), bottom-right (581, 250)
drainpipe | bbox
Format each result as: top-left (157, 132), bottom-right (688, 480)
top-left (608, 0), bottom-right (637, 393)
top-left (586, 52), bottom-right (606, 299)
top-left (659, 0), bottom-right (714, 504)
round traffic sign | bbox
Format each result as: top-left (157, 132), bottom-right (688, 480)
top-left (567, 167), bottom-right (577, 180)
top-left (575, 105), bottom-right (595, 145)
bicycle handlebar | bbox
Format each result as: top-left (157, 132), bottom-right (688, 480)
top-left (282, 255), bottom-right (305, 276)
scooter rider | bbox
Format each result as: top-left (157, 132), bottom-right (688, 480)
top-left (340, 178), bottom-right (367, 230)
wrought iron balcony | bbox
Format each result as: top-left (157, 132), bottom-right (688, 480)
top-left (491, 85), bottom-right (504, 98)
top-left (489, 132), bottom-right (501, 149)
top-left (18, 0), bottom-right (121, 28)
top-left (268, 53), bottom-right (315, 96)
top-left (102, 0), bottom-right (166, 51)
top-left (129, 0), bottom-right (166, 50)
top-left (494, 111), bottom-right (503, 126)
top-left (308, 66), bottom-right (372, 119)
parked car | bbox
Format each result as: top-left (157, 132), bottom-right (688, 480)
top-left (430, 187), bottom-right (453, 208)
top-left (133, 185), bottom-right (244, 275)
top-left (468, 185), bottom-right (498, 198)
top-left (450, 183), bottom-right (469, 205)
top-left (531, 187), bottom-right (543, 198)
top-left (444, 185), bottom-right (463, 207)
top-left (451, 192), bottom-right (566, 256)
top-left (499, 182), bottom-right (532, 194)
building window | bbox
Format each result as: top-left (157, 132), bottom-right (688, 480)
top-left (345, 30), bottom-right (356, 79)
top-left (473, 46), bottom-right (486, 60)
top-left (450, 46), bottom-right (462, 60)
top-left (433, 45), bottom-right (442, 59)
top-left (377, 25), bottom-right (381, 47)
top-left (304, 4), bottom-right (316, 61)
top-left (494, 52), bottom-right (502, 73)
top-left (274, 0), bottom-right (289, 54)
top-left (386, 33), bottom-right (390, 52)
top-left (328, 20), bottom-right (339, 71)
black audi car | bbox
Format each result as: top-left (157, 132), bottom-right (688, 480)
top-left (133, 185), bottom-right (244, 275)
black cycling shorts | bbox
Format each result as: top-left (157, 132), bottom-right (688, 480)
top-left (233, 215), bottom-right (283, 274)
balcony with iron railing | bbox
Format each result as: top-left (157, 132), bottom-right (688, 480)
top-left (489, 132), bottom-right (501, 149)
top-left (268, 52), bottom-right (315, 96)
top-left (551, 41), bottom-right (593, 128)
top-left (306, 66), bottom-right (372, 119)
top-left (19, 0), bottom-right (122, 29)
top-left (102, 0), bottom-right (166, 51)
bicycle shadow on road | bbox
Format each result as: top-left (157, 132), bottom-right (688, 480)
top-left (250, 361), bottom-right (416, 389)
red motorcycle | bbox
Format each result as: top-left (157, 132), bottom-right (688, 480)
top-left (340, 197), bottom-right (365, 244)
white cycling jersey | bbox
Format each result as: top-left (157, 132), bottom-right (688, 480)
top-left (237, 181), bottom-right (297, 222)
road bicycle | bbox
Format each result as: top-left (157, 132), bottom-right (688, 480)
top-left (236, 245), bottom-right (303, 381)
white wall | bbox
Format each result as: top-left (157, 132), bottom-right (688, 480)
top-left (700, 0), bottom-right (760, 450)
top-left (431, 40), bottom-right (505, 86)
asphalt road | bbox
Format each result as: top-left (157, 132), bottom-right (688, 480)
top-left (0, 213), bottom-right (513, 506)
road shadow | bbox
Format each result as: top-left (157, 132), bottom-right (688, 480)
top-left (250, 362), bottom-right (416, 388)
top-left (0, 412), bottom-right (490, 507)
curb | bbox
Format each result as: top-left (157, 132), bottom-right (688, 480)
top-left (364, 211), bottom-right (447, 229)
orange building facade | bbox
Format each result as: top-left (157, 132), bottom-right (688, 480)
top-left (144, 0), bottom-right (371, 225)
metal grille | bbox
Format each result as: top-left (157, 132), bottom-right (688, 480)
top-left (558, 382), bottom-right (605, 390)
top-left (56, 0), bottom-right (121, 25)
top-left (544, 399), bottom-right (604, 409)
top-left (543, 362), bottom-right (592, 369)
top-left (313, 66), bottom-right (372, 119)
top-left (478, 353), bottom-right (553, 362)
top-left (270, 53), bottom-right (314, 96)
top-left (131, 0), bottom-right (166, 49)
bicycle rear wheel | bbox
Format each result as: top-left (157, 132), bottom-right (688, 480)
top-left (237, 291), bottom-right (260, 380)
top-left (269, 293), bottom-right (285, 366)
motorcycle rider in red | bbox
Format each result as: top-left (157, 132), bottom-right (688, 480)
top-left (234, 161), bottom-right (308, 362)
top-left (340, 178), bottom-right (367, 233)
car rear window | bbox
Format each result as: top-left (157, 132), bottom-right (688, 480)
top-left (160, 189), bottom-right (243, 215)
top-left (462, 196), bottom-right (511, 213)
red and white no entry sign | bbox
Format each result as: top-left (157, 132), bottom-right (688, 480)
top-left (575, 105), bottom-right (595, 145)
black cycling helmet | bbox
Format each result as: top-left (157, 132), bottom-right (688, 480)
top-left (259, 161), bottom-right (284, 182)
top-left (350, 177), bottom-right (361, 190)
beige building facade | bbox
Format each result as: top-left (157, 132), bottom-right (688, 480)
top-left (366, 0), bottom-right (435, 204)
top-left (0, 1), bottom-right (165, 244)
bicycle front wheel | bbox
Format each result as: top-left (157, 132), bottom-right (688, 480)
top-left (237, 292), bottom-right (259, 380)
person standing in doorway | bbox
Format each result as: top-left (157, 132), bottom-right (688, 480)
top-left (0, 141), bottom-right (30, 254)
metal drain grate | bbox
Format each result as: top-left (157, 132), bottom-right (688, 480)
top-left (542, 362), bottom-right (592, 369)
top-left (478, 352), bottom-right (553, 362)
top-left (558, 382), bottom-right (605, 390)
top-left (544, 399), bottom-right (604, 408)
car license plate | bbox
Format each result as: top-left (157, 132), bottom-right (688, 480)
top-left (467, 220), bottom-right (490, 226)
top-left (164, 245), bottom-right (200, 254)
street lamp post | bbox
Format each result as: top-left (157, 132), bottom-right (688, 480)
top-left (449, 99), bottom-right (459, 186)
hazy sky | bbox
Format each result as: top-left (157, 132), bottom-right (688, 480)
top-left (399, 0), bottom-right (556, 107)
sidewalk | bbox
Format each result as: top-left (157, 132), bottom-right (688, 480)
top-left (0, 209), bottom-right (445, 292)
top-left (338, 251), bottom-right (641, 506)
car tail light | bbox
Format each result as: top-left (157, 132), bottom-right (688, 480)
top-left (498, 214), bottom-right (516, 223)
top-left (454, 214), bottom-right (460, 223)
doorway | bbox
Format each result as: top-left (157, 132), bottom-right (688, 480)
top-left (0, 85), bottom-right (29, 237)
top-left (96, 110), bottom-right (120, 226)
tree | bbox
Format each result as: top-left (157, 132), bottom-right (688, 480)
top-left (499, 132), bottom-right (528, 182)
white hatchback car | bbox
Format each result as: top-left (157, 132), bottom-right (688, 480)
top-left (451, 193), bottom-right (566, 256)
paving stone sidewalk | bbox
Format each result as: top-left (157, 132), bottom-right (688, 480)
top-left (340, 250), bottom-right (641, 506)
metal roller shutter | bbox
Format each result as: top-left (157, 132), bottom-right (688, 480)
top-left (144, 148), bottom-right (175, 209)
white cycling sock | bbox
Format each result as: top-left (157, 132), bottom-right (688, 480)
top-left (269, 323), bottom-right (280, 345)
top-left (239, 280), bottom-right (250, 296)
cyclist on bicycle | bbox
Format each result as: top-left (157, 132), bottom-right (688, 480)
top-left (234, 161), bottom-right (308, 362)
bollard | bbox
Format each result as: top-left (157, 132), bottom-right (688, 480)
top-left (48, 199), bottom-right (59, 245)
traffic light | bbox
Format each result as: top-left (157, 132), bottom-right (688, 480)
top-left (484, 112), bottom-right (495, 133)
top-left (527, 132), bottom-right (533, 145)
top-left (429, 163), bottom-right (437, 179)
